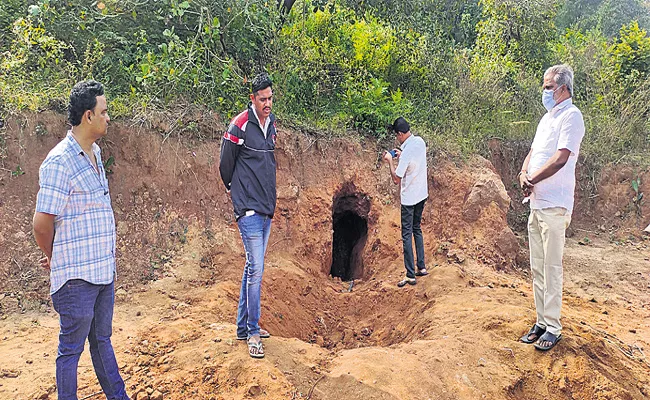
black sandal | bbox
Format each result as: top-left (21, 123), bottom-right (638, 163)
top-left (520, 324), bottom-right (546, 344)
top-left (534, 331), bottom-right (562, 351)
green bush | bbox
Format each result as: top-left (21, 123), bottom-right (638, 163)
top-left (274, 3), bottom-right (433, 135)
top-left (0, 0), bottom-right (649, 166)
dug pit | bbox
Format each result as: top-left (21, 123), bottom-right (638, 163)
top-left (329, 184), bottom-right (371, 281)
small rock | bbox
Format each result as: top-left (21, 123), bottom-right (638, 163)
top-left (630, 329), bottom-right (637, 334)
top-left (1, 296), bottom-right (20, 313)
top-left (1, 369), bottom-right (20, 378)
top-left (13, 231), bottom-right (27, 241)
top-left (477, 358), bottom-right (486, 367)
top-left (133, 390), bottom-right (148, 400)
top-left (117, 221), bottom-right (129, 236)
top-left (32, 391), bottom-right (48, 400)
top-left (247, 385), bottom-right (262, 396)
top-left (150, 390), bottom-right (163, 400)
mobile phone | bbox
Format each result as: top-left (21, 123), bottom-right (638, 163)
top-left (388, 149), bottom-right (397, 158)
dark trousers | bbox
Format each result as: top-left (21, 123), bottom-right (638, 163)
top-left (401, 198), bottom-right (427, 278)
top-left (51, 279), bottom-right (130, 400)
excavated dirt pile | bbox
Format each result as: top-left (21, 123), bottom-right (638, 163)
top-left (0, 112), bottom-right (648, 400)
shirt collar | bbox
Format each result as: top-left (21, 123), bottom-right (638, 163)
top-left (250, 105), bottom-right (270, 132)
top-left (400, 134), bottom-right (414, 150)
top-left (552, 97), bottom-right (573, 112)
top-left (67, 130), bottom-right (100, 156)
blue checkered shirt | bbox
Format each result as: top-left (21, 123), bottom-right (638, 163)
top-left (36, 132), bottom-right (116, 294)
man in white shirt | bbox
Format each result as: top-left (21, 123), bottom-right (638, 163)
top-left (383, 117), bottom-right (429, 288)
top-left (519, 64), bottom-right (585, 351)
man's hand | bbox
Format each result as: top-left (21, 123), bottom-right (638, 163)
top-left (519, 172), bottom-right (533, 196)
top-left (393, 149), bottom-right (401, 158)
top-left (383, 151), bottom-right (393, 163)
top-left (33, 211), bottom-right (55, 268)
top-left (39, 256), bottom-right (51, 271)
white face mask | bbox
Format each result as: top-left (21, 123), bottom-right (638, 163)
top-left (542, 85), bottom-right (563, 111)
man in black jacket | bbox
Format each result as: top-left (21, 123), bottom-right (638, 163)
top-left (219, 73), bottom-right (277, 359)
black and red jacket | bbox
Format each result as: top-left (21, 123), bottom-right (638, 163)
top-left (219, 105), bottom-right (277, 219)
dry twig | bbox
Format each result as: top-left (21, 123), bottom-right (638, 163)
top-left (306, 375), bottom-right (325, 400)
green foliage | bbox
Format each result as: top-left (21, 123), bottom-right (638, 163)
top-left (609, 21), bottom-right (650, 85)
top-left (103, 155), bottom-right (115, 175)
top-left (337, 0), bottom-right (482, 48)
top-left (550, 23), bottom-right (650, 165)
top-left (11, 165), bottom-right (24, 176)
top-left (0, 0), bottom-right (281, 117)
top-left (0, 0), bottom-right (649, 165)
top-left (557, 0), bottom-right (650, 38)
top-left (275, 3), bottom-right (419, 134)
top-left (0, 8), bottom-right (77, 111)
top-left (473, 0), bottom-right (560, 78)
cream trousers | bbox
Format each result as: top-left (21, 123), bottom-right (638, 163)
top-left (528, 207), bottom-right (571, 336)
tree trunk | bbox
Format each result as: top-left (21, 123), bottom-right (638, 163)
top-left (278, 0), bottom-right (297, 14)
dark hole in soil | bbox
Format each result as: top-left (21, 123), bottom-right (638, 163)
top-left (330, 188), bottom-right (370, 281)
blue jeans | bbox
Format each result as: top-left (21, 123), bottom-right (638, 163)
top-left (236, 213), bottom-right (272, 338)
top-left (51, 279), bottom-right (129, 400)
top-left (401, 198), bottom-right (427, 279)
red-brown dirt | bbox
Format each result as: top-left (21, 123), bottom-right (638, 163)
top-left (0, 112), bottom-right (649, 399)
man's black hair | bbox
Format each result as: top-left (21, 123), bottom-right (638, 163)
top-left (388, 117), bottom-right (410, 134)
top-left (251, 73), bottom-right (272, 95)
top-left (68, 80), bottom-right (104, 126)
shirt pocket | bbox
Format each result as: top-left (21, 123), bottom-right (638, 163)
top-left (68, 188), bottom-right (94, 215)
top-left (68, 174), bottom-right (105, 215)
top-left (544, 121), bottom-right (563, 149)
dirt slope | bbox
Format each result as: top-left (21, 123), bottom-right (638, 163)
top-left (0, 113), bottom-right (649, 399)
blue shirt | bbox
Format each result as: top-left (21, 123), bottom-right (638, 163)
top-left (35, 132), bottom-right (116, 294)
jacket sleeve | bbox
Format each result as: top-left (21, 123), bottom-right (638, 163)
top-left (219, 123), bottom-right (244, 190)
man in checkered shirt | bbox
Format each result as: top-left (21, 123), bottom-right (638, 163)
top-left (33, 81), bottom-right (130, 400)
